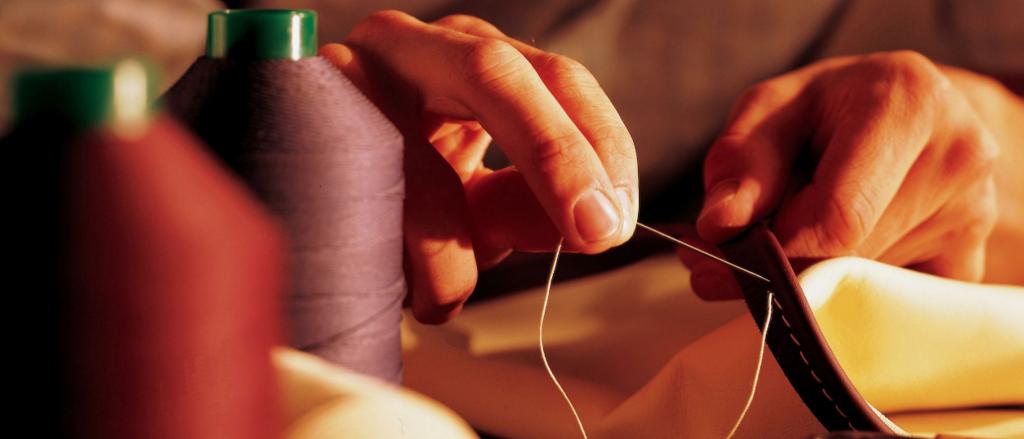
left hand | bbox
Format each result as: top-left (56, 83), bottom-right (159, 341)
top-left (685, 51), bottom-right (1003, 299)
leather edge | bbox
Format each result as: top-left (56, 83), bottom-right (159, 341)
top-left (720, 223), bottom-right (896, 434)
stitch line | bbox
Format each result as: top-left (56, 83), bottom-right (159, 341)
top-left (767, 293), bottom-right (858, 429)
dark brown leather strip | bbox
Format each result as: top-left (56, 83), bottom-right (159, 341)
top-left (720, 223), bottom-right (895, 433)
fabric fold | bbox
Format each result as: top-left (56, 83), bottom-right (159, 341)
top-left (400, 254), bottom-right (1024, 438)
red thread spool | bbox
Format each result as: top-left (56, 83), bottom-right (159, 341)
top-left (9, 60), bottom-right (283, 438)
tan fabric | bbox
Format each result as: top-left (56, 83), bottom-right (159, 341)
top-left (274, 348), bottom-right (476, 439)
top-left (401, 254), bottom-right (1024, 438)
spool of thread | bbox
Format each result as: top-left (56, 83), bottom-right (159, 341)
top-left (163, 9), bottom-right (407, 383)
top-left (4, 60), bottom-right (283, 438)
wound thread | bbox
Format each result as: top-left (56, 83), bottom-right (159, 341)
top-left (163, 55), bottom-right (406, 382)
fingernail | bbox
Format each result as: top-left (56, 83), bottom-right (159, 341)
top-left (574, 189), bottom-right (621, 243)
top-left (703, 179), bottom-right (740, 213)
top-left (615, 187), bottom-right (635, 238)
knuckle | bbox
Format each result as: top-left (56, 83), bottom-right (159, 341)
top-left (963, 212), bottom-right (996, 242)
top-left (736, 81), bottom-right (787, 110)
top-left (946, 218), bottom-right (993, 259)
top-left (729, 81), bottom-right (789, 122)
top-left (875, 50), bottom-right (934, 71)
top-left (536, 52), bottom-right (606, 101)
top-left (461, 38), bottom-right (526, 85)
top-left (867, 50), bottom-right (937, 77)
top-left (963, 181), bottom-right (998, 238)
top-left (529, 133), bottom-right (589, 176)
top-left (365, 9), bottom-right (409, 24)
top-left (351, 10), bottom-right (410, 39)
top-left (538, 53), bottom-right (589, 78)
top-left (812, 190), bottom-right (876, 254)
top-left (968, 127), bottom-right (1000, 166)
top-left (861, 50), bottom-right (948, 102)
top-left (589, 122), bottom-right (634, 153)
top-left (945, 126), bottom-right (999, 179)
top-left (435, 14), bottom-right (493, 32)
top-left (435, 13), bottom-right (482, 27)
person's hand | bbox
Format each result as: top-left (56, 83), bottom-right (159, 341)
top-left (685, 51), bottom-right (1003, 300)
top-left (322, 11), bottom-right (638, 322)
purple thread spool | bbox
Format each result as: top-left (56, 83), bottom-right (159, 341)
top-left (163, 9), bottom-right (406, 382)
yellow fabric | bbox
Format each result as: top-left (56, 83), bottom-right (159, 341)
top-left (399, 254), bottom-right (1024, 438)
top-left (800, 257), bottom-right (1024, 413)
top-left (889, 409), bottom-right (1024, 438)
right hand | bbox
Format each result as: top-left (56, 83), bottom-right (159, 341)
top-left (322, 11), bottom-right (638, 323)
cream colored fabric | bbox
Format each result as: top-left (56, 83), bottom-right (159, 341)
top-left (273, 348), bottom-right (477, 439)
top-left (800, 257), bottom-right (1024, 413)
top-left (401, 254), bottom-right (1024, 438)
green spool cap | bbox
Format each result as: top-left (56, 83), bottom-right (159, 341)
top-left (206, 9), bottom-right (318, 60)
top-left (13, 59), bottom-right (155, 130)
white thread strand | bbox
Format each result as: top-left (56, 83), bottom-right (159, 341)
top-left (540, 224), bottom-right (775, 439)
top-left (539, 239), bottom-right (588, 439)
top-left (636, 222), bottom-right (770, 283)
top-left (725, 290), bottom-right (775, 439)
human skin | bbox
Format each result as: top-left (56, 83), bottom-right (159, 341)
top-left (325, 12), bottom-right (1023, 316)
top-left (684, 51), bottom-right (1024, 299)
top-left (322, 12), bottom-right (639, 323)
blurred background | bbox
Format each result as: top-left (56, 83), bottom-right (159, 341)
top-left (4, 5), bottom-right (1022, 436)
top-left (2, 0), bottom-right (1022, 218)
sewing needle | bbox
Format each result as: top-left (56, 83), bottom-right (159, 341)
top-left (636, 222), bottom-right (771, 283)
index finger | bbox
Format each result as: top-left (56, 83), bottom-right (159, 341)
top-left (432, 15), bottom-right (639, 242)
top-left (344, 11), bottom-right (631, 253)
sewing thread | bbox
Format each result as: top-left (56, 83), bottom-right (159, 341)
top-left (539, 226), bottom-right (775, 439)
top-left (163, 56), bottom-right (407, 383)
top-left (725, 290), bottom-right (774, 439)
top-left (539, 238), bottom-right (588, 439)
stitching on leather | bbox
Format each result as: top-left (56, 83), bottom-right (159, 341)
top-left (769, 295), bottom-right (857, 430)
top-left (780, 313), bottom-right (793, 327)
top-left (789, 333), bottom-right (803, 347)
